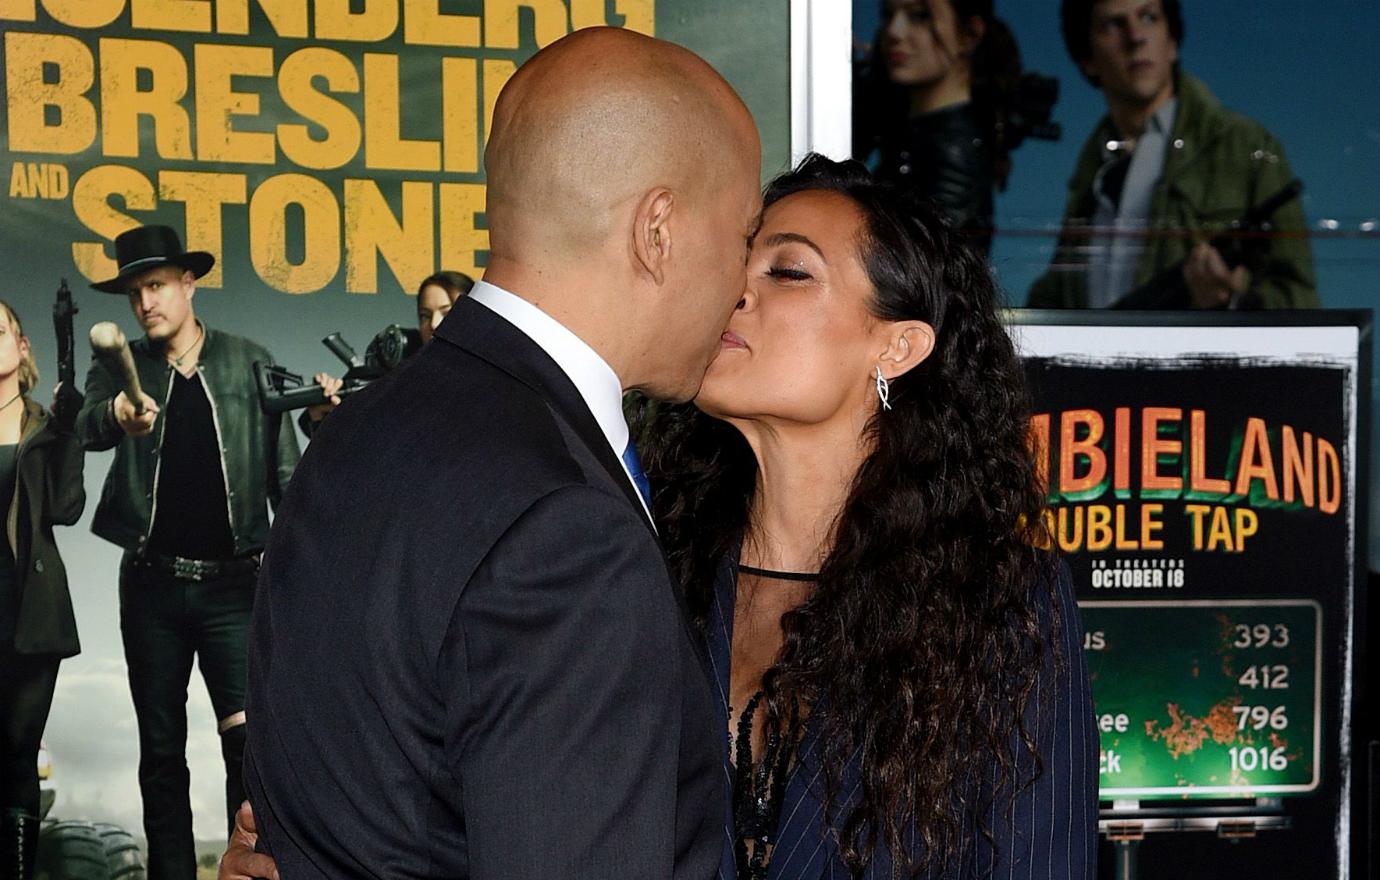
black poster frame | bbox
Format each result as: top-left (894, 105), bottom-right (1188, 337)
top-left (1009, 308), bottom-right (1372, 880)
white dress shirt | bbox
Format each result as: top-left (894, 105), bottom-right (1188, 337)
top-left (467, 281), bottom-right (652, 521)
top-left (1087, 97), bottom-right (1179, 307)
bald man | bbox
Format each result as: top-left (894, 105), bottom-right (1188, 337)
top-left (236, 27), bottom-right (762, 880)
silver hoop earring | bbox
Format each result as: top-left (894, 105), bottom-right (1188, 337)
top-left (874, 366), bottom-right (892, 412)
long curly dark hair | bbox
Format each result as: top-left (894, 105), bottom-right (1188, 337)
top-left (633, 155), bottom-right (1056, 876)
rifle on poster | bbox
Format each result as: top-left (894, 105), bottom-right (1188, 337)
top-left (50, 278), bottom-right (85, 429)
top-left (254, 325), bottom-right (421, 415)
top-left (1112, 178), bottom-right (1303, 310)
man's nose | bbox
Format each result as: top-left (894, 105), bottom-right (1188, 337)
top-left (884, 10), bottom-right (906, 41)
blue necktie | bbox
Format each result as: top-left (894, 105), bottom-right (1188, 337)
top-left (621, 440), bottom-right (653, 510)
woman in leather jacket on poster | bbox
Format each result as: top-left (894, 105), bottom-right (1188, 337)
top-left (0, 301), bottom-right (86, 880)
top-left (853, 0), bottom-right (1060, 255)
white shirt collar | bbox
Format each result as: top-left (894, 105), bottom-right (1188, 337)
top-left (467, 281), bottom-right (649, 518)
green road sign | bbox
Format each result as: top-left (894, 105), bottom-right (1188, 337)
top-left (1081, 599), bottom-right (1322, 799)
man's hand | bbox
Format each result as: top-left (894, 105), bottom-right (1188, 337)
top-left (305, 373), bottom-right (344, 424)
top-left (219, 801), bottom-right (279, 880)
top-left (113, 390), bottom-right (160, 437)
top-left (1183, 241), bottom-right (1250, 309)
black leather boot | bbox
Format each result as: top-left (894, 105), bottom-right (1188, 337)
top-left (3, 808), bottom-right (39, 880)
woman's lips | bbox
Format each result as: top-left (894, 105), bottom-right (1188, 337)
top-left (720, 330), bottom-right (748, 350)
top-left (886, 51), bottom-right (908, 67)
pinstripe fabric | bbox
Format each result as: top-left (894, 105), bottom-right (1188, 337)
top-left (708, 555), bottom-right (740, 880)
top-left (705, 556), bottom-right (1097, 880)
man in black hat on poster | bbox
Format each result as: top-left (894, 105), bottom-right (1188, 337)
top-left (73, 224), bottom-right (301, 880)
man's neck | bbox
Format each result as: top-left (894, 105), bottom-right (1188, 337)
top-left (482, 257), bottom-right (635, 390)
top-left (159, 317), bottom-right (203, 367)
top-left (1106, 82), bottom-right (1175, 139)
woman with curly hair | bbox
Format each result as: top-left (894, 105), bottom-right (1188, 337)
top-left (218, 155), bottom-right (1095, 880)
top-left (637, 153), bottom-right (1095, 878)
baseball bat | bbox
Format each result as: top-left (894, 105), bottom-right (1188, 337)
top-left (89, 322), bottom-right (146, 416)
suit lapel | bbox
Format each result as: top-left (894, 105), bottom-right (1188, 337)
top-left (706, 557), bottom-right (739, 879)
top-left (435, 297), bottom-right (654, 534)
top-left (767, 723), bottom-right (833, 880)
top-left (707, 555), bottom-right (736, 716)
top-left (709, 552), bottom-right (845, 880)
top-left (712, 557), bottom-right (839, 880)
top-left (436, 295), bottom-right (717, 686)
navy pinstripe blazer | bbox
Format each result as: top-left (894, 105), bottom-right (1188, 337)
top-left (703, 555), bottom-right (1099, 880)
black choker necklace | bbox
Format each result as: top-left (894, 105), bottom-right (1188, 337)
top-left (737, 564), bottom-right (820, 582)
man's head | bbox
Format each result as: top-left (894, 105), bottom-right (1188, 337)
top-left (125, 265), bottom-right (197, 343)
top-left (482, 27), bottom-right (762, 402)
top-left (1062, 0), bottom-right (1182, 105)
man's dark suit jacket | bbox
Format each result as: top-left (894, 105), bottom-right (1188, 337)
top-left (704, 555), bottom-right (1098, 879)
top-left (243, 296), bottom-right (723, 878)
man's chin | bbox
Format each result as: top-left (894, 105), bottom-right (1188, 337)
top-left (645, 382), bottom-right (699, 406)
top-left (636, 365), bottom-right (710, 405)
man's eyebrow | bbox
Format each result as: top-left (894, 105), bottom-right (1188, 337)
top-left (763, 231), bottom-right (825, 260)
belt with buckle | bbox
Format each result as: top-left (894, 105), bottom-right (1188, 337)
top-left (130, 553), bottom-right (259, 583)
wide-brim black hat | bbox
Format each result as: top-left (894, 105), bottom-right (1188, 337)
top-left (90, 225), bottom-right (215, 294)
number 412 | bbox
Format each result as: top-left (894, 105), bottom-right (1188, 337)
top-left (1238, 664), bottom-right (1289, 689)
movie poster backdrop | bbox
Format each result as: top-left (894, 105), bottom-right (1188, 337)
top-left (1013, 311), bottom-right (1370, 879)
top-left (0, 0), bottom-right (791, 845)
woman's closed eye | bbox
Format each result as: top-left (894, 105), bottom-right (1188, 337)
top-left (767, 266), bottom-right (813, 282)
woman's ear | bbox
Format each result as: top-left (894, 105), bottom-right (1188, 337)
top-left (876, 321), bottom-right (936, 380)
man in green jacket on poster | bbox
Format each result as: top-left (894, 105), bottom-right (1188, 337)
top-left (1027, 0), bottom-right (1317, 310)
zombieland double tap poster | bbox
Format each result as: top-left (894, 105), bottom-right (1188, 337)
top-left (1013, 313), bottom-right (1369, 879)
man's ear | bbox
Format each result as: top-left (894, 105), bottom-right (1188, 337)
top-left (182, 269), bottom-right (198, 301)
top-left (632, 187), bottom-right (675, 286)
top-left (876, 321), bottom-right (936, 380)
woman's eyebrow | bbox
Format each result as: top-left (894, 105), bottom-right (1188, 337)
top-left (763, 231), bottom-right (825, 260)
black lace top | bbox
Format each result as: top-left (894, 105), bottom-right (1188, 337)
top-left (732, 691), bottom-right (800, 879)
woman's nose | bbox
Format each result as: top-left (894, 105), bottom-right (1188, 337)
top-left (736, 285), bottom-right (757, 312)
top-left (884, 11), bottom-right (906, 40)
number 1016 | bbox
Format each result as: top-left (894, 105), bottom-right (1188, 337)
top-left (1229, 746), bottom-right (1289, 772)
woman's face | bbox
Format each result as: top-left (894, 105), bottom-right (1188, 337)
top-left (417, 284), bottom-right (456, 344)
top-left (695, 190), bottom-right (885, 427)
top-left (0, 312), bottom-right (29, 386)
top-left (881, 0), bottom-right (968, 88)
